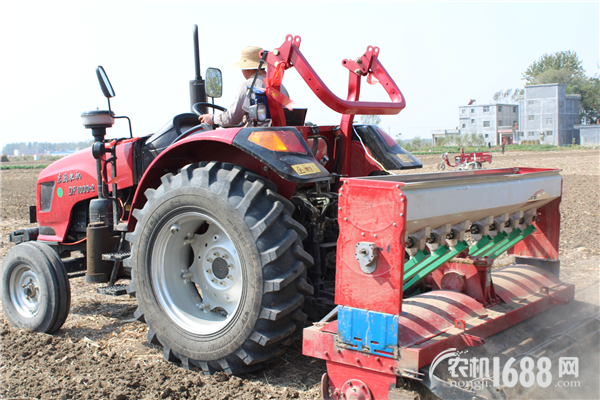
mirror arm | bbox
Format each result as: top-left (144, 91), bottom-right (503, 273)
top-left (104, 97), bottom-right (132, 138)
top-left (113, 115), bottom-right (133, 138)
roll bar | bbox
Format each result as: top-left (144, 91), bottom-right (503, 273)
top-left (263, 34), bottom-right (407, 177)
top-left (263, 35), bottom-right (406, 125)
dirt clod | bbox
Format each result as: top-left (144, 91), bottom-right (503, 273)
top-left (213, 371), bottom-right (230, 382)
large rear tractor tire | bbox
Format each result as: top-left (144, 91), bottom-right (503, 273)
top-left (1, 241), bottom-right (71, 333)
top-left (125, 162), bottom-right (314, 374)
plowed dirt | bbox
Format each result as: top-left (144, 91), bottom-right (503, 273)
top-left (1, 149), bottom-right (599, 400)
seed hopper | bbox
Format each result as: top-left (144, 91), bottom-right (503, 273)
top-left (303, 167), bottom-right (580, 399)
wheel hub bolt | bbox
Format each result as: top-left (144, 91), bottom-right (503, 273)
top-left (22, 280), bottom-right (36, 299)
top-left (214, 252), bottom-right (220, 257)
top-left (181, 269), bottom-right (193, 284)
top-left (227, 275), bottom-right (233, 280)
top-left (170, 224), bottom-right (180, 234)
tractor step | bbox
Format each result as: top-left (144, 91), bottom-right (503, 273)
top-left (113, 222), bottom-right (129, 232)
top-left (102, 251), bottom-right (131, 262)
top-left (96, 284), bottom-right (128, 296)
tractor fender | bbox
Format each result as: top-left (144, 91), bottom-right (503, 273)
top-left (128, 126), bottom-right (330, 231)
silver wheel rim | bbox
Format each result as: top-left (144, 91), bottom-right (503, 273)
top-left (9, 264), bottom-right (41, 318)
top-left (151, 211), bottom-right (244, 335)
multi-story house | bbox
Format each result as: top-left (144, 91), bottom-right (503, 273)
top-left (517, 84), bottom-right (581, 145)
top-left (458, 103), bottom-right (518, 145)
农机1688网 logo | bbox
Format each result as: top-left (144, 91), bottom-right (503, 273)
top-left (430, 348), bottom-right (580, 391)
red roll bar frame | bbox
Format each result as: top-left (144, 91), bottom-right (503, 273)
top-left (263, 34), bottom-right (406, 176)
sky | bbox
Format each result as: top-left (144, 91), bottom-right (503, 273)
top-left (0, 1), bottom-right (598, 149)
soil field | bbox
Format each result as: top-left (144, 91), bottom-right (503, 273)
top-left (1, 149), bottom-right (599, 400)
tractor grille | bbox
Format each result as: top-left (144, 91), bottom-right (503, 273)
top-left (39, 181), bottom-right (55, 212)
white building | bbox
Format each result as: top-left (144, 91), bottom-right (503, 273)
top-left (517, 84), bottom-right (581, 146)
top-left (458, 103), bottom-right (518, 145)
top-left (576, 123), bottom-right (600, 146)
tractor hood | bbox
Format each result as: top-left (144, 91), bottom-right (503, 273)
top-left (35, 138), bottom-right (138, 242)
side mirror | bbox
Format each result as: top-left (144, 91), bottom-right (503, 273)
top-left (96, 66), bottom-right (115, 98)
top-left (205, 67), bottom-right (222, 98)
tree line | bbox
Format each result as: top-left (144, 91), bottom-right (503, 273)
top-left (400, 133), bottom-right (486, 152)
top-left (2, 141), bottom-right (92, 155)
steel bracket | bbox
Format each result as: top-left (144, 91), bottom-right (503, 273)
top-left (355, 242), bottom-right (379, 274)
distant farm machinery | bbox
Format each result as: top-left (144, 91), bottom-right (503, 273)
top-left (438, 148), bottom-right (492, 171)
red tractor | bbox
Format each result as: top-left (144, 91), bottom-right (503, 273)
top-left (4, 29), bottom-right (597, 400)
top-left (2, 29), bottom-right (420, 374)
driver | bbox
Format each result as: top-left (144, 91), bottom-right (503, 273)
top-left (198, 46), bottom-right (289, 127)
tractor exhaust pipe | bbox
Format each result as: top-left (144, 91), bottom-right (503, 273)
top-left (189, 24), bottom-right (207, 114)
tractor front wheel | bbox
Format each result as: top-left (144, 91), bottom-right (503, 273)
top-left (1, 241), bottom-right (71, 333)
top-left (125, 162), bottom-right (313, 374)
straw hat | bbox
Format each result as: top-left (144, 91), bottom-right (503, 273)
top-left (231, 46), bottom-right (263, 70)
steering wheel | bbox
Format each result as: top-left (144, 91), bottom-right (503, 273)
top-left (192, 102), bottom-right (247, 128)
top-left (192, 102), bottom-right (227, 116)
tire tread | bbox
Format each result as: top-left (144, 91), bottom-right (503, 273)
top-left (126, 162), bottom-right (312, 374)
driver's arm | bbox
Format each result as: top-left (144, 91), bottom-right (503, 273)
top-left (199, 81), bottom-right (248, 127)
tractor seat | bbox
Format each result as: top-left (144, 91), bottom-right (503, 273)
top-left (142, 113), bottom-right (201, 171)
top-left (145, 113), bottom-right (201, 152)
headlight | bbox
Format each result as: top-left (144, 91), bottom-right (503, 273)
top-left (249, 103), bottom-right (269, 122)
top-left (256, 104), bottom-right (267, 122)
